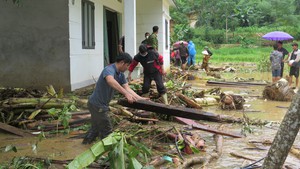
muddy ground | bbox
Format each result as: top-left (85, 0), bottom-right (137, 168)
top-left (0, 62), bottom-right (300, 169)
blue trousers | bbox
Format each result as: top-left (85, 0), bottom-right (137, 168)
top-left (188, 54), bottom-right (196, 66)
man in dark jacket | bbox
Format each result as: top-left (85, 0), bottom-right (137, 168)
top-left (277, 41), bottom-right (289, 77)
top-left (177, 41), bottom-right (189, 70)
top-left (128, 44), bottom-right (168, 104)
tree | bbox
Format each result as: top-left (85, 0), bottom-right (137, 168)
top-left (262, 90), bottom-right (300, 168)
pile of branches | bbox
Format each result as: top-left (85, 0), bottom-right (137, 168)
top-left (0, 88), bottom-right (45, 100)
top-left (0, 86), bottom-right (90, 132)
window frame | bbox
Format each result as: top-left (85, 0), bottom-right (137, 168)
top-left (82, 0), bottom-right (95, 49)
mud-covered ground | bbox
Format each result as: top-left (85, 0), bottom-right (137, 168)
top-left (0, 63), bottom-right (300, 169)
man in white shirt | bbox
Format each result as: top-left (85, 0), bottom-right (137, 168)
top-left (287, 43), bottom-right (300, 88)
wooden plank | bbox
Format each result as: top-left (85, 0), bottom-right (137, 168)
top-left (0, 122), bottom-right (33, 137)
top-left (175, 117), bottom-right (243, 138)
top-left (118, 99), bottom-right (242, 123)
top-left (207, 80), bottom-right (268, 86)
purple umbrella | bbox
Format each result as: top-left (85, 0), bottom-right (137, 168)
top-left (262, 31), bottom-right (293, 41)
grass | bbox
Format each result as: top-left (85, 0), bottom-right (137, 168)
top-left (195, 44), bottom-right (293, 64)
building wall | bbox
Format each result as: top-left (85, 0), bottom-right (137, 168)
top-left (136, 0), bottom-right (171, 71)
top-left (69, 0), bottom-right (123, 90)
top-left (162, 0), bottom-right (172, 71)
top-left (0, 0), bottom-right (70, 90)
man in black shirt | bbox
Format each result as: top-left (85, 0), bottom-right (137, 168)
top-left (277, 41), bottom-right (289, 77)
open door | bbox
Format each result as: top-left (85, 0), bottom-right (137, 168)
top-left (103, 8), bottom-right (120, 66)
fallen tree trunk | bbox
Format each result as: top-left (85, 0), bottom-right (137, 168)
top-left (182, 157), bottom-right (206, 168)
top-left (214, 134), bottom-right (223, 155)
top-left (201, 134), bottom-right (223, 169)
top-left (1, 98), bottom-right (73, 109)
top-left (262, 90), bottom-right (300, 169)
top-left (118, 99), bottom-right (242, 123)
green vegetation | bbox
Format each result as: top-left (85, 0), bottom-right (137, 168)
top-left (194, 45), bottom-right (284, 64)
top-left (170, 0), bottom-right (300, 60)
top-left (0, 157), bottom-right (48, 169)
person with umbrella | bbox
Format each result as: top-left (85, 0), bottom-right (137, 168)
top-left (277, 41), bottom-right (289, 78)
top-left (286, 43), bottom-right (300, 88)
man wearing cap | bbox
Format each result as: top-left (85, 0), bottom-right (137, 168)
top-left (277, 41), bottom-right (289, 77)
top-left (201, 50), bottom-right (211, 72)
top-left (287, 42), bottom-right (300, 88)
top-left (128, 44), bottom-right (168, 104)
top-left (204, 46), bottom-right (213, 56)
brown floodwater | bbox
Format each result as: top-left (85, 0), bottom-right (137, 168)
top-left (0, 69), bottom-right (300, 168)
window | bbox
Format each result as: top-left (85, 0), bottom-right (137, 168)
top-left (165, 19), bottom-right (169, 50)
top-left (82, 0), bottom-right (95, 49)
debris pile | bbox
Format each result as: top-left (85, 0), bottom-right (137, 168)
top-left (263, 78), bottom-right (295, 101)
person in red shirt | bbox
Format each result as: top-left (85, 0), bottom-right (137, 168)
top-left (128, 44), bottom-right (168, 104)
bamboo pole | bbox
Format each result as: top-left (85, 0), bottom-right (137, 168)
top-left (176, 93), bottom-right (202, 109)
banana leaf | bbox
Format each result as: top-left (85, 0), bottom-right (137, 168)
top-left (67, 132), bottom-right (149, 169)
top-left (67, 133), bottom-right (121, 169)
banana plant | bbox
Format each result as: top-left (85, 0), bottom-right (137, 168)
top-left (67, 132), bottom-right (151, 169)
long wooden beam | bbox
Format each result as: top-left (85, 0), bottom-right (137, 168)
top-left (118, 99), bottom-right (242, 123)
top-left (175, 117), bottom-right (243, 138)
top-left (207, 80), bottom-right (268, 86)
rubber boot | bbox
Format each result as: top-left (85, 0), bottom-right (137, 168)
top-left (161, 93), bottom-right (168, 105)
top-left (82, 129), bottom-right (98, 144)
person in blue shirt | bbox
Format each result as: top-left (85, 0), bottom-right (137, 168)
top-left (187, 41), bottom-right (197, 66)
top-left (82, 52), bottom-right (145, 144)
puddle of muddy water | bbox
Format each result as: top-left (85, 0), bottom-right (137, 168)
top-left (0, 132), bottom-right (88, 166)
top-left (184, 69), bottom-right (300, 169)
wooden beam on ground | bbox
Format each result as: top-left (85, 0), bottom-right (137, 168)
top-left (175, 117), bottom-right (243, 138)
top-left (0, 122), bottom-right (33, 137)
top-left (118, 99), bottom-right (242, 123)
top-left (207, 80), bottom-right (268, 86)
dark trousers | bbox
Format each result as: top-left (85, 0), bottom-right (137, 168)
top-left (142, 72), bottom-right (166, 95)
top-left (280, 63), bottom-right (284, 77)
top-left (86, 101), bottom-right (112, 139)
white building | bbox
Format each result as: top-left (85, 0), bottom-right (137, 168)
top-left (0, 0), bottom-right (175, 91)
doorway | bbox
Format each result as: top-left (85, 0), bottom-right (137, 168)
top-left (104, 9), bottom-right (120, 66)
